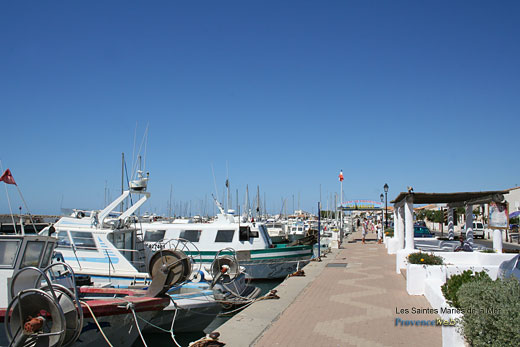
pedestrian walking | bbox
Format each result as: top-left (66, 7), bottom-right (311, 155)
top-left (362, 218), bottom-right (367, 244)
top-left (377, 223), bottom-right (383, 244)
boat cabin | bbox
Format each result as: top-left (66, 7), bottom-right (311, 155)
top-left (0, 235), bottom-right (57, 307)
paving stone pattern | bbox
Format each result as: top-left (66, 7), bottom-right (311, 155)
top-left (255, 230), bottom-right (442, 347)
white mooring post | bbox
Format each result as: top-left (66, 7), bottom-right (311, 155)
top-left (398, 205), bottom-right (405, 250)
top-left (465, 204), bottom-right (474, 247)
top-left (448, 207), bottom-right (455, 240)
top-left (493, 229), bottom-right (503, 253)
top-left (404, 198), bottom-right (414, 250)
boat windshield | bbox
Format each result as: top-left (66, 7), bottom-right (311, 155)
top-left (0, 239), bottom-right (21, 268)
top-left (20, 241), bottom-right (46, 268)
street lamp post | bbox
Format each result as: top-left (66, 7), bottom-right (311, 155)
top-left (380, 193), bottom-right (384, 225)
top-left (384, 184), bottom-right (389, 230)
top-left (380, 193), bottom-right (384, 243)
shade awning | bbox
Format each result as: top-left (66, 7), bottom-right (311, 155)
top-left (391, 190), bottom-right (510, 205)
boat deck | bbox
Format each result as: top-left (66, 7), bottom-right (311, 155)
top-left (217, 229), bottom-right (442, 346)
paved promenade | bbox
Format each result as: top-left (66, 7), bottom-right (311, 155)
top-left (253, 230), bottom-right (442, 347)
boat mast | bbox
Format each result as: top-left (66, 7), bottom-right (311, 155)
top-left (264, 192), bottom-right (266, 220)
top-left (121, 152), bottom-right (124, 212)
top-left (236, 189), bottom-right (239, 213)
top-left (169, 185), bottom-right (173, 219)
top-left (226, 161), bottom-right (231, 212)
top-left (256, 186), bottom-right (260, 219)
top-left (245, 185), bottom-right (250, 220)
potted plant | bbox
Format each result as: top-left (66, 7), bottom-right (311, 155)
top-left (406, 252), bottom-right (446, 295)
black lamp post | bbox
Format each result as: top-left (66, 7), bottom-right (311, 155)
top-left (380, 193), bottom-right (384, 227)
top-left (384, 184), bottom-right (389, 229)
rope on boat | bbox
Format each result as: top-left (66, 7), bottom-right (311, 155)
top-left (108, 298), bottom-right (181, 347)
top-left (80, 300), bottom-right (114, 347)
top-left (169, 300), bottom-right (182, 347)
top-left (217, 289), bottom-right (280, 316)
top-left (125, 302), bottom-right (148, 347)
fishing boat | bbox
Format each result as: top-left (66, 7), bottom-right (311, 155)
top-left (37, 171), bottom-right (260, 330)
top-left (140, 201), bottom-right (314, 280)
top-left (0, 234), bottom-right (170, 347)
top-left (36, 183), bottom-right (225, 334)
top-left (264, 220), bottom-right (288, 243)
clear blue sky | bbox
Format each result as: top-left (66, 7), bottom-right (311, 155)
top-left (1, 1), bottom-right (519, 216)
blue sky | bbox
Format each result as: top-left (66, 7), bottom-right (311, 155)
top-left (1, 1), bottom-right (519, 216)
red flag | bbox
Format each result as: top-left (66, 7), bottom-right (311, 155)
top-left (0, 169), bottom-right (17, 185)
top-left (339, 170), bottom-right (344, 182)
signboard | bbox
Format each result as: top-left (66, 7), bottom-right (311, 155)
top-left (340, 200), bottom-right (383, 211)
top-left (489, 202), bottom-right (509, 230)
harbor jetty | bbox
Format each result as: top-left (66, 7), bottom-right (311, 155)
top-left (217, 229), bottom-right (442, 346)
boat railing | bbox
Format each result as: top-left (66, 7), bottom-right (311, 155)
top-left (147, 237), bottom-right (203, 275)
top-left (57, 243), bottom-right (147, 272)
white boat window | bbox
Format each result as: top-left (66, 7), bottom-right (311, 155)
top-left (215, 230), bottom-right (234, 242)
top-left (297, 227), bottom-right (303, 232)
top-left (145, 230), bottom-right (166, 242)
top-left (21, 241), bottom-right (46, 268)
top-left (180, 230), bottom-right (201, 242)
top-left (57, 231), bottom-right (72, 248)
top-left (0, 240), bottom-right (21, 267)
top-left (70, 231), bottom-right (97, 251)
top-left (41, 242), bottom-right (54, 268)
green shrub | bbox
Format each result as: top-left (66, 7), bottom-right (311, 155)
top-left (384, 228), bottom-right (394, 237)
top-left (457, 277), bottom-right (520, 346)
top-left (407, 252), bottom-right (443, 265)
top-left (479, 249), bottom-right (496, 253)
top-left (441, 270), bottom-right (491, 309)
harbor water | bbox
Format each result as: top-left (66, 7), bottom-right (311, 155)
top-left (132, 279), bottom-right (283, 347)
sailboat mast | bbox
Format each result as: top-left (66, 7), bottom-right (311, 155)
top-left (226, 161), bottom-right (231, 212)
top-left (245, 185), bottom-right (250, 219)
top-left (169, 185), bottom-right (173, 218)
top-left (256, 186), bottom-right (260, 219)
top-left (121, 152), bottom-right (124, 212)
top-left (264, 192), bottom-right (266, 219)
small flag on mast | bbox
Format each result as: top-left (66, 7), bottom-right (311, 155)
top-left (0, 169), bottom-right (17, 185)
top-left (339, 170), bottom-right (344, 182)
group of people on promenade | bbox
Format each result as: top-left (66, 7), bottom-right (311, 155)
top-left (357, 218), bottom-right (383, 244)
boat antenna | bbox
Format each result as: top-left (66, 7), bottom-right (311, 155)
top-left (131, 124), bottom-right (149, 180)
top-left (211, 163), bottom-right (219, 201)
top-left (212, 194), bottom-right (225, 214)
top-left (132, 121), bottom-right (137, 178)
